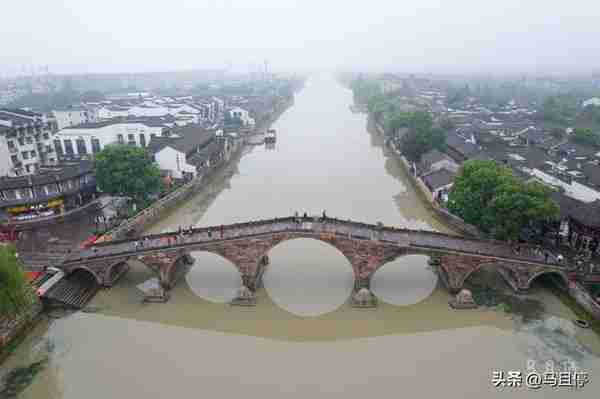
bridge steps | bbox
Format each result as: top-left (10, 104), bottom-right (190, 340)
top-left (43, 274), bottom-right (99, 309)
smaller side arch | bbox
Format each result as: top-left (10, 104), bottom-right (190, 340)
top-left (69, 266), bottom-right (102, 285)
top-left (105, 260), bottom-right (130, 286)
top-left (526, 270), bottom-right (569, 290)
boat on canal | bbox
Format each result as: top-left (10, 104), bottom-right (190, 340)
top-left (265, 129), bottom-right (277, 143)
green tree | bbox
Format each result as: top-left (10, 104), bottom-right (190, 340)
top-left (571, 128), bottom-right (600, 147)
top-left (0, 245), bottom-right (29, 316)
top-left (351, 79), bottom-right (381, 105)
top-left (393, 111), bottom-right (445, 161)
top-left (447, 160), bottom-right (559, 240)
top-left (93, 145), bottom-right (162, 204)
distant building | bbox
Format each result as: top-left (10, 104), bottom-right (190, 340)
top-left (0, 108), bottom-right (59, 177)
top-left (583, 97), bottom-right (600, 108)
top-left (52, 107), bottom-right (99, 129)
top-left (228, 107), bottom-right (255, 126)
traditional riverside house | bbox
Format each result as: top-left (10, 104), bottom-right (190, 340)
top-left (445, 131), bottom-right (479, 163)
top-left (148, 124), bottom-right (218, 180)
top-left (414, 149), bottom-right (459, 176)
top-left (420, 168), bottom-right (456, 203)
top-left (549, 191), bottom-right (600, 255)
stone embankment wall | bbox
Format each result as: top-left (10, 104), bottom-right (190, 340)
top-left (373, 121), bottom-right (484, 238)
top-left (0, 288), bottom-right (42, 359)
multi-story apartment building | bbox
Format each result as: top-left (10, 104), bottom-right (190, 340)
top-left (0, 108), bottom-right (59, 177)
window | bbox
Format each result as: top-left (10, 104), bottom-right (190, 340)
top-left (76, 139), bottom-right (87, 154)
top-left (54, 139), bottom-right (63, 156)
top-left (128, 134), bottom-right (135, 141)
top-left (117, 134), bottom-right (124, 144)
top-left (18, 138), bottom-right (25, 146)
top-left (139, 134), bottom-right (146, 147)
top-left (7, 140), bottom-right (15, 148)
top-left (26, 137), bottom-right (33, 144)
top-left (91, 138), bottom-right (101, 154)
top-left (43, 133), bottom-right (49, 140)
top-left (25, 165), bottom-right (31, 173)
top-left (11, 155), bottom-right (19, 165)
top-left (30, 150), bottom-right (36, 158)
top-left (150, 133), bottom-right (157, 140)
top-left (22, 151), bottom-right (29, 160)
top-left (63, 139), bottom-right (74, 155)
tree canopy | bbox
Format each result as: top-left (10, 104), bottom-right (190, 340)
top-left (447, 160), bottom-right (559, 241)
top-left (93, 145), bottom-right (162, 203)
top-left (570, 127), bottom-right (600, 147)
top-left (351, 79), bottom-right (381, 105)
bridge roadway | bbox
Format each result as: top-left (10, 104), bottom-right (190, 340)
top-left (57, 215), bottom-right (582, 304)
top-left (64, 215), bottom-right (569, 270)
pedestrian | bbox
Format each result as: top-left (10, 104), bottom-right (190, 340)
top-left (557, 254), bottom-right (564, 263)
top-left (303, 212), bottom-right (308, 219)
top-left (208, 229), bottom-right (212, 239)
top-left (220, 225), bottom-right (224, 238)
top-left (544, 252), bottom-right (549, 262)
top-left (322, 210), bottom-right (327, 220)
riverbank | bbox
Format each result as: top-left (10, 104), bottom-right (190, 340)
top-left (366, 111), bottom-right (600, 324)
top-left (0, 287), bottom-right (43, 364)
top-left (369, 118), bottom-right (481, 237)
top-left (98, 95), bottom-right (295, 242)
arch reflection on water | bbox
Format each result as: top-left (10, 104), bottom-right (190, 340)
top-left (262, 238), bottom-right (354, 317)
top-left (185, 251), bottom-right (242, 303)
top-left (371, 255), bottom-right (438, 306)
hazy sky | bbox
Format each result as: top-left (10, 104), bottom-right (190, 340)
top-left (3, 0), bottom-right (600, 75)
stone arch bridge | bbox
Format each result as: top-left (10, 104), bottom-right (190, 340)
top-left (59, 216), bottom-right (576, 304)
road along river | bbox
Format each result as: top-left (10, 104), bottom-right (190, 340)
top-left (3, 74), bottom-right (600, 398)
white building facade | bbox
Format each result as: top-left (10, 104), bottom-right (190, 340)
top-left (228, 107), bottom-right (255, 126)
top-left (154, 146), bottom-right (197, 179)
top-left (0, 109), bottom-right (59, 176)
top-left (53, 122), bottom-right (166, 158)
top-left (52, 107), bottom-right (99, 129)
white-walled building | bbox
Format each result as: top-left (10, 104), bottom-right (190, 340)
top-left (153, 145), bottom-right (197, 179)
top-left (228, 107), bottom-right (255, 126)
top-left (97, 106), bottom-right (130, 120)
top-left (53, 120), bottom-right (168, 158)
top-left (52, 107), bottom-right (99, 129)
top-left (583, 97), bottom-right (600, 108)
top-left (0, 109), bottom-right (59, 176)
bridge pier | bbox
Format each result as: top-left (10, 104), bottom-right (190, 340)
top-left (351, 277), bottom-right (377, 308)
top-left (138, 251), bottom-right (193, 303)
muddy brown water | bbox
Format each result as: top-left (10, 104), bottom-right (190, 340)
top-left (2, 74), bottom-right (600, 398)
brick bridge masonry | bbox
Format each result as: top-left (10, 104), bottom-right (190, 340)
top-left (60, 216), bottom-right (576, 306)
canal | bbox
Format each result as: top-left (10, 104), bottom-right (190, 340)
top-left (3, 74), bottom-right (600, 398)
